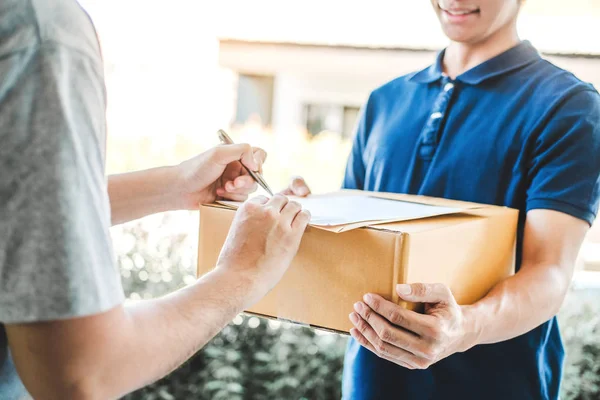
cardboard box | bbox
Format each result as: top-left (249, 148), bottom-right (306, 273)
top-left (197, 190), bottom-right (518, 334)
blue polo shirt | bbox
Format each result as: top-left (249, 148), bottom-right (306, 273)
top-left (341, 41), bottom-right (600, 400)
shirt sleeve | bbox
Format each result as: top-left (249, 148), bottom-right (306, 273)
top-left (0, 42), bottom-right (124, 323)
top-left (343, 93), bottom-right (375, 190)
top-left (526, 89), bottom-right (600, 226)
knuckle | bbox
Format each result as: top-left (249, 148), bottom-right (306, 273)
top-left (239, 200), bottom-right (257, 212)
top-left (357, 335), bottom-right (369, 347)
top-left (412, 283), bottom-right (429, 297)
top-left (380, 327), bottom-right (394, 342)
top-left (298, 210), bottom-right (311, 221)
top-left (388, 310), bottom-right (404, 326)
top-left (374, 340), bottom-right (387, 355)
top-left (265, 206), bottom-right (279, 219)
top-left (278, 222), bottom-right (293, 235)
top-left (287, 201), bottom-right (302, 211)
top-left (273, 194), bottom-right (287, 203)
top-left (369, 297), bottom-right (381, 310)
top-left (421, 348), bottom-right (435, 361)
top-left (357, 318), bottom-right (370, 334)
top-left (362, 307), bottom-right (373, 321)
top-left (421, 345), bottom-right (440, 361)
top-left (426, 324), bottom-right (444, 341)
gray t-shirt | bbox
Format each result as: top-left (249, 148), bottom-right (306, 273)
top-left (0, 1), bottom-right (124, 398)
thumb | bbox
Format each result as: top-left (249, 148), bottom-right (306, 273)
top-left (212, 144), bottom-right (258, 171)
top-left (396, 283), bottom-right (454, 304)
top-left (290, 176), bottom-right (311, 196)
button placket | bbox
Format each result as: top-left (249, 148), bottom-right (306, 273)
top-left (418, 78), bottom-right (455, 161)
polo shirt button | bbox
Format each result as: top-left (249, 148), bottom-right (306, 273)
top-left (431, 112), bottom-right (443, 119)
top-left (420, 146), bottom-right (434, 158)
top-left (444, 82), bottom-right (454, 92)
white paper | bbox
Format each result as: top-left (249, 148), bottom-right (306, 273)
top-left (219, 194), bottom-right (464, 227)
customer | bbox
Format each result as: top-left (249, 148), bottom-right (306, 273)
top-left (0, 1), bottom-right (309, 399)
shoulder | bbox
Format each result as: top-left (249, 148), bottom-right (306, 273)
top-left (363, 71), bottom-right (426, 118)
top-left (0, 0), bottom-right (102, 63)
top-left (524, 57), bottom-right (599, 113)
top-left (370, 72), bottom-right (421, 101)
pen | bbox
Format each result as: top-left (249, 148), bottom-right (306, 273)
top-left (217, 129), bottom-right (274, 196)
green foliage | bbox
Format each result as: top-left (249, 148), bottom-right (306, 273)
top-left (558, 291), bottom-right (600, 400)
top-left (122, 317), bottom-right (346, 400)
top-left (115, 212), bottom-right (600, 400)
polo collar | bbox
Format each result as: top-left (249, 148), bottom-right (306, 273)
top-left (409, 40), bottom-right (541, 85)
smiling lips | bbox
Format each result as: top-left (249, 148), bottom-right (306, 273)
top-left (438, 1), bottom-right (480, 20)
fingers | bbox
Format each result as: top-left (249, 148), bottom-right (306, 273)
top-left (267, 197), bottom-right (311, 231)
top-left (216, 147), bottom-right (267, 199)
top-left (266, 194), bottom-right (289, 212)
top-left (361, 294), bottom-right (436, 336)
top-left (245, 196), bottom-right (269, 207)
top-left (218, 176), bottom-right (258, 198)
top-left (292, 209), bottom-right (311, 231)
top-left (349, 328), bottom-right (415, 370)
top-left (246, 195), bottom-right (269, 206)
top-left (396, 283), bottom-right (455, 304)
top-left (253, 148), bottom-right (267, 172)
top-left (281, 201), bottom-right (302, 226)
top-left (211, 143), bottom-right (258, 171)
top-left (280, 176), bottom-right (311, 197)
top-left (219, 192), bottom-right (251, 202)
top-left (352, 300), bottom-right (430, 359)
top-left (348, 313), bottom-right (425, 369)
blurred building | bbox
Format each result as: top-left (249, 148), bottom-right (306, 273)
top-left (219, 40), bottom-right (600, 139)
top-left (215, 0), bottom-right (600, 137)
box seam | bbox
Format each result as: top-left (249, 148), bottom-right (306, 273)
top-left (391, 233), bottom-right (406, 305)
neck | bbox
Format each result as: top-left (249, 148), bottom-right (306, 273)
top-left (443, 26), bottom-right (520, 79)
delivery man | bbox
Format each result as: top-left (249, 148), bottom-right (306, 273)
top-left (0, 1), bottom-right (309, 399)
top-left (286, 0), bottom-right (600, 398)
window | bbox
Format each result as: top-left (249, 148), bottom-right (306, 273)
top-left (235, 74), bottom-right (274, 126)
top-left (304, 103), bottom-right (360, 139)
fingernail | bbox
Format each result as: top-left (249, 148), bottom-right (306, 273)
top-left (353, 302), bottom-right (363, 313)
top-left (349, 312), bottom-right (359, 324)
top-left (300, 187), bottom-right (309, 196)
top-left (363, 294), bottom-right (373, 304)
top-left (397, 284), bottom-right (412, 295)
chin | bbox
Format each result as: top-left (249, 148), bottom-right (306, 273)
top-left (441, 26), bottom-right (480, 44)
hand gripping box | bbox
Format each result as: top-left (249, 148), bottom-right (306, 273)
top-left (197, 190), bottom-right (518, 334)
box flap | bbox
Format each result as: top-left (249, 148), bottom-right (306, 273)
top-left (212, 190), bottom-right (486, 233)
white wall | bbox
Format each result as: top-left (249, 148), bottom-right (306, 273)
top-left (220, 42), bottom-right (438, 135)
top-left (220, 41), bottom-right (600, 137)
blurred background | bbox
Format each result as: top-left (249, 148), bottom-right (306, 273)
top-left (79, 1), bottom-right (600, 398)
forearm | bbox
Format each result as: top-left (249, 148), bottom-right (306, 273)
top-left (108, 166), bottom-right (182, 225)
top-left (9, 268), bottom-right (260, 400)
top-left (105, 269), bottom-right (255, 397)
top-left (463, 263), bottom-right (572, 346)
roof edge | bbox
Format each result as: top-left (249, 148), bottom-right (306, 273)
top-left (218, 38), bottom-right (600, 59)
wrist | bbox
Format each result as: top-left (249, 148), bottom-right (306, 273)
top-left (160, 164), bottom-right (191, 211)
top-left (211, 265), bottom-right (267, 309)
top-left (460, 304), bottom-right (484, 351)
